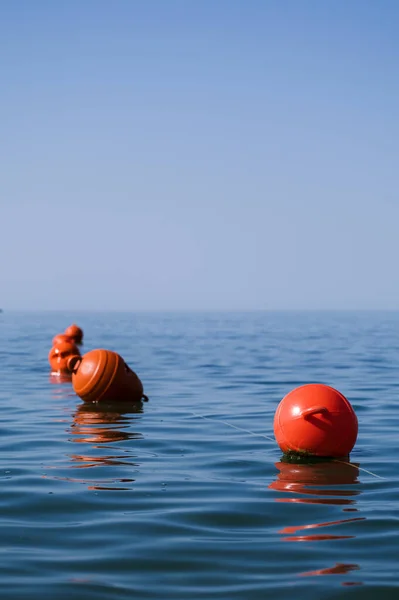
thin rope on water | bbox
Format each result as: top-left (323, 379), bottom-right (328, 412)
top-left (151, 404), bottom-right (278, 449)
top-left (150, 404), bottom-right (384, 480)
top-left (189, 411), bottom-right (276, 444)
top-left (333, 459), bottom-right (385, 480)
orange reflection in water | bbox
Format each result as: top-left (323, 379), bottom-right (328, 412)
top-left (49, 372), bottom-right (72, 385)
top-left (66, 401), bottom-right (145, 490)
top-left (71, 402), bottom-right (143, 445)
top-left (301, 562), bottom-right (360, 577)
top-left (48, 372), bottom-right (76, 408)
top-left (300, 560), bottom-right (363, 586)
top-left (280, 515), bottom-right (365, 542)
top-left (269, 458), bottom-right (365, 540)
top-left (269, 459), bottom-right (360, 506)
top-left (269, 458), bottom-right (364, 584)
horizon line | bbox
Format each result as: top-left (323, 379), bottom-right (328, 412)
top-left (2, 308), bottom-right (399, 313)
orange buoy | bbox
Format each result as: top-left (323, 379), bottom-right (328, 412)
top-left (52, 333), bottom-right (74, 346)
top-left (64, 323), bottom-right (84, 345)
top-left (48, 341), bottom-right (81, 374)
top-left (68, 349), bottom-right (148, 403)
top-left (273, 384), bottom-right (358, 458)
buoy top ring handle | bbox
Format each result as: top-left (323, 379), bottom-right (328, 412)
top-left (67, 355), bottom-right (82, 373)
top-left (299, 406), bottom-right (328, 419)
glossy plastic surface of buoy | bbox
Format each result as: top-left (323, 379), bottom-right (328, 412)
top-left (65, 324), bottom-right (84, 344)
top-left (52, 333), bottom-right (74, 347)
top-left (68, 349), bottom-right (146, 403)
top-left (274, 384), bottom-right (358, 458)
top-left (48, 341), bottom-right (81, 374)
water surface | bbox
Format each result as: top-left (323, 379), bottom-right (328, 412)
top-left (0, 311), bottom-right (397, 599)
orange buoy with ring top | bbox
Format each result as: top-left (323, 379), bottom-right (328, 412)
top-left (65, 323), bottom-right (84, 345)
top-left (274, 384), bottom-right (358, 458)
top-left (52, 333), bottom-right (74, 346)
top-left (48, 341), bottom-right (81, 374)
top-left (68, 349), bottom-right (148, 403)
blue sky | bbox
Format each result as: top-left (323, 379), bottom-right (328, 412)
top-left (1, 0), bottom-right (398, 310)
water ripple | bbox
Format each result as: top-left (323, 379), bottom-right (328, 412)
top-left (0, 311), bottom-right (398, 598)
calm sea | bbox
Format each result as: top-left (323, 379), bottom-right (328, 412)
top-left (1, 311), bottom-right (398, 599)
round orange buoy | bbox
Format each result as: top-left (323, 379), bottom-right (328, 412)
top-left (65, 323), bottom-right (84, 345)
top-left (48, 341), bottom-right (81, 374)
top-left (52, 333), bottom-right (74, 346)
top-left (274, 384), bottom-right (358, 458)
top-left (68, 349), bottom-right (148, 403)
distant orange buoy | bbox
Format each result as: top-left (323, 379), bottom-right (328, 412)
top-left (68, 349), bottom-right (148, 403)
top-left (274, 384), bottom-right (358, 458)
top-left (65, 323), bottom-right (84, 345)
top-left (52, 333), bottom-right (74, 347)
top-left (48, 341), bottom-right (81, 374)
